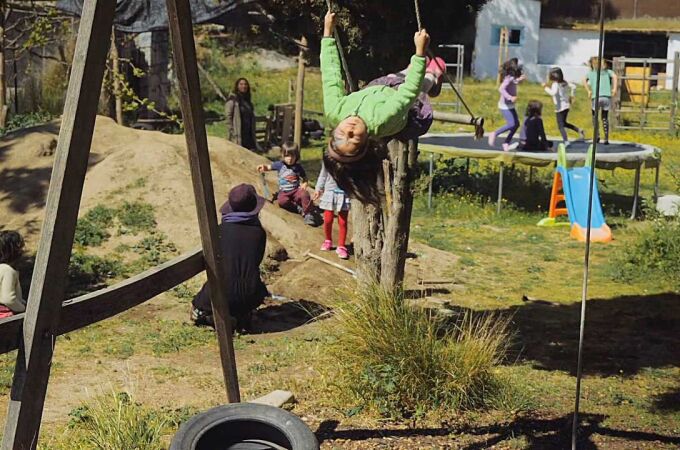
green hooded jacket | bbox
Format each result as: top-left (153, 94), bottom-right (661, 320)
top-left (321, 37), bottom-right (426, 138)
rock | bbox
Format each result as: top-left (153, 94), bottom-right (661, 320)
top-left (656, 195), bottom-right (680, 217)
top-left (249, 390), bottom-right (295, 408)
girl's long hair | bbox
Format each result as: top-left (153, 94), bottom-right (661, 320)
top-left (500, 58), bottom-right (522, 78)
top-left (525, 100), bottom-right (543, 118)
top-left (232, 77), bottom-right (251, 102)
top-left (322, 139), bottom-right (386, 206)
top-left (0, 231), bottom-right (24, 264)
top-left (549, 67), bottom-right (567, 85)
top-left (589, 57), bottom-right (608, 70)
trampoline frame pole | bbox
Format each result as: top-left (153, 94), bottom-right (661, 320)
top-left (631, 163), bottom-right (641, 220)
top-left (428, 152), bottom-right (434, 210)
top-left (653, 163), bottom-right (660, 204)
top-left (497, 163), bottom-right (504, 214)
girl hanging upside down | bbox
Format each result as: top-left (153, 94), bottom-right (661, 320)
top-left (320, 11), bottom-right (443, 205)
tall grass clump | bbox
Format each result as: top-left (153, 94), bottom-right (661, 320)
top-left (328, 284), bottom-right (515, 419)
top-left (49, 391), bottom-right (167, 450)
top-left (611, 217), bottom-right (680, 289)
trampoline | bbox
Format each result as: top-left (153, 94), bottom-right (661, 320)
top-left (419, 133), bottom-right (662, 218)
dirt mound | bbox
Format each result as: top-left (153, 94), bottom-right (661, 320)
top-left (0, 116), bottom-right (456, 301)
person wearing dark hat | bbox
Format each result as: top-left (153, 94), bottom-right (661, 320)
top-left (191, 183), bottom-right (269, 332)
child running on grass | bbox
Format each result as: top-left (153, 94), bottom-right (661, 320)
top-left (320, 11), bottom-right (442, 205)
top-left (257, 142), bottom-right (315, 226)
top-left (543, 67), bottom-right (585, 144)
top-left (584, 57), bottom-right (618, 145)
top-left (489, 58), bottom-right (526, 151)
top-left (0, 230), bottom-right (26, 318)
top-left (313, 161), bottom-right (350, 260)
top-left (519, 100), bottom-right (553, 152)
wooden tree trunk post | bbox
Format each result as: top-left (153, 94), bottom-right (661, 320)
top-left (353, 139), bottom-right (419, 290)
top-left (670, 51), bottom-right (679, 134)
top-left (0, 1), bottom-right (7, 129)
top-left (293, 36), bottom-right (307, 148)
top-left (165, 0), bottom-right (240, 403)
top-left (110, 29), bottom-right (124, 125)
top-left (1, 2), bottom-right (116, 448)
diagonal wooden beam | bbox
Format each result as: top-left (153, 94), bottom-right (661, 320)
top-left (1, 1), bottom-right (116, 449)
top-left (165, 0), bottom-right (240, 402)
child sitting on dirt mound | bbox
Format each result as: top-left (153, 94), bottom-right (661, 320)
top-left (257, 142), bottom-right (316, 226)
top-left (191, 184), bottom-right (269, 332)
top-left (0, 230), bottom-right (26, 318)
top-left (320, 11), bottom-right (443, 205)
top-left (313, 161), bottom-right (350, 260)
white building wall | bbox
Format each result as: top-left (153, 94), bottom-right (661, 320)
top-left (472, 0), bottom-right (542, 80)
top-left (537, 29), bottom-right (600, 84)
top-left (666, 33), bottom-right (680, 90)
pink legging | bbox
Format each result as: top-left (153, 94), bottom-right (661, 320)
top-left (323, 210), bottom-right (348, 247)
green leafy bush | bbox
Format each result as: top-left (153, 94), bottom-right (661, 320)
top-left (328, 284), bottom-right (516, 419)
top-left (118, 201), bottom-right (157, 233)
top-left (68, 251), bottom-right (126, 295)
top-left (611, 217), bottom-right (680, 288)
top-left (0, 111), bottom-right (54, 135)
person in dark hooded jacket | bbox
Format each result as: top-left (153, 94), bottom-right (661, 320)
top-left (191, 184), bottom-right (268, 332)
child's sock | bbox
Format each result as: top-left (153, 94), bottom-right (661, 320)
top-left (337, 211), bottom-right (349, 247)
top-left (323, 210), bottom-right (334, 241)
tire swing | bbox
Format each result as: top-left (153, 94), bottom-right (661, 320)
top-left (169, 403), bottom-right (319, 450)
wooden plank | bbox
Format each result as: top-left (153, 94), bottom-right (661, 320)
top-left (1, 2), bottom-right (116, 448)
top-left (0, 249), bottom-right (205, 356)
top-left (165, 0), bottom-right (240, 403)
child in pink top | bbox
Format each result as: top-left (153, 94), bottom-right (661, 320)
top-left (488, 58), bottom-right (526, 151)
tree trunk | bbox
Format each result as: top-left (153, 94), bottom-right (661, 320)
top-left (111, 29), bottom-right (123, 125)
top-left (353, 138), bottom-right (419, 290)
top-left (293, 36), bottom-right (307, 147)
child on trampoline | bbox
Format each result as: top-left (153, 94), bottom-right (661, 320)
top-left (320, 11), bottom-right (443, 204)
top-left (313, 161), bottom-right (351, 260)
top-left (489, 58), bottom-right (527, 151)
top-left (0, 230), bottom-right (26, 318)
top-left (519, 100), bottom-right (553, 152)
top-left (543, 67), bottom-right (585, 144)
top-left (257, 142), bottom-right (315, 226)
top-left (584, 57), bottom-right (618, 145)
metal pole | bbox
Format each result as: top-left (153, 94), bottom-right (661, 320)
top-left (670, 52), bottom-right (679, 133)
top-left (572, 1), bottom-right (606, 448)
top-left (653, 164), bottom-right (660, 203)
top-left (497, 163), bottom-right (504, 214)
top-left (630, 163), bottom-right (641, 220)
top-left (428, 152), bottom-right (434, 210)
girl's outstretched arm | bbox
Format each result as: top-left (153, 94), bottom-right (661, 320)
top-left (321, 12), bottom-right (346, 122)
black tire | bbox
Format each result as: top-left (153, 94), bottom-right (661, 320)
top-left (170, 403), bottom-right (319, 450)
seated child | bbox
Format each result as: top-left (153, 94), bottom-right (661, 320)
top-left (320, 11), bottom-right (440, 205)
top-left (313, 161), bottom-right (350, 260)
top-left (257, 142), bottom-right (315, 226)
top-left (0, 230), bottom-right (26, 319)
top-left (191, 184), bottom-right (269, 332)
top-left (520, 100), bottom-right (553, 152)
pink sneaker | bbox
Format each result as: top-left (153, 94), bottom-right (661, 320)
top-left (336, 246), bottom-right (349, 260)
top-left (426, 56), bottom-right (446, 80)
top-left (502, 143), bottom-right (510, 152)
top-left (488, 132), bottom-right (497, 147)
top-left (320, 240), bottom-right (332, 251)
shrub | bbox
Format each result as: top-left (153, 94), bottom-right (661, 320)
top-left (64, 392), bottom-right (167, 450)
top-left (68, 251), bottom-right (126, 295)
top-left (0, 111), bottom-right (54, 135)
top-left (611, 217), bottom-right (680, 289)
top-left (328, 284), bottom-right (514, 419)
top-left (118, 201), bottom-right (156, 233)
top-left (74, 218), bottom-right (110, 247)
top-left (132, 232), bottom-right (178, 269)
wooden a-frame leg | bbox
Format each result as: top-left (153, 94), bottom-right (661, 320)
top-left (165, 0), bottom-right (240, 402)
top-left (1, 2), bottom-right (116, 449)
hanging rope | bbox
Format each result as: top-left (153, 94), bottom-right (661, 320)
top-left (572, 0), bottom-right (606, 448)
top-left (414, 0), bottom-right (485, 138)
top-left (414, 0), bottom-right (423, 31)
top-left (325, 0), bottom-right (357, 92)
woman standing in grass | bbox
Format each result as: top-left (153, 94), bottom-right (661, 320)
top-left (543, 67), bottom-right (585, 144)
top-left (225, 77), bottom-right (262, 152)
top-left (0, 231), bottom-right (26, 318)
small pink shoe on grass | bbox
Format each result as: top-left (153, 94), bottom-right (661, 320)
top-left (320, 240), bottom-right (332, 251)
top-left (336, 246), bottom-right (349, 260)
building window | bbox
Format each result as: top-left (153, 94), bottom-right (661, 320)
top-left (491, 25), bottom-right (523, 47)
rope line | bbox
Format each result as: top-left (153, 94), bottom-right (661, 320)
top-left (325, 0), bottom-right (357, 92)
top-left (414, 0), bottom-right (423, 30)
top-left (572, 0), bottom-right (606, 448)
